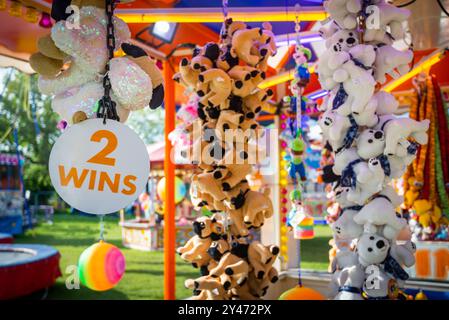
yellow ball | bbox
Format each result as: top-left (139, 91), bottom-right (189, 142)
top-left (279, 286), bottom-right (326, 300)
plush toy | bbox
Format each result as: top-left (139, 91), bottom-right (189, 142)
top-left (357, 233), bottom-right (390, 267)
top-left (324, 0), bottom-right (362, 30)
top-left (121, 43), bottom-right (164, 109)
top-left (329, 249), bottom-right (359, 297)
top-left (220, 18), bottom-right (247, 46)
top-left (214, 163), bottom-right (252, 192)
top-left (243, 89), bottom-right (273, 119)
top-left (317, 29), bottom-right (359, 90)
top-left (319, 110), bottom-right (355, 152)
top-left (209, 240), bottom-right (250, 290)
top-left (240, 189), bottom-right (273, 228)
top-left (374, 115), bottom-right (430, 156)
top-left (331, 187), bottom-right (364, 240)
top-left (231, 27), bottom-right (265, 66)
top-left (404, 177), bottom-right (422, 209)
top-left (363, 0), bottom-right (411, 43)
top-left (353, 185), bottom-right (406, 239)
top-left (31, 3), bottom-right (161, 124)
top-left (228, 66), bottom-right (260, 97)
top-left (333, 60), bottom-right (376, 115)
top-left (288, 137), bottom-right (307, 183)
top-left (177, 216), bottom-right (224, 271)
top-left (197, 68), bottom-right (232, 108)
top-left (185, 276), bottom-right (227, 300)
top-left (363, 266), bottom-right (398, 300)
top-left (215, 110), bottom-right (245, 142)
top-left (334, 264), bottom-right (365, 300)
top-left (248, 242), bottom-right (279, 281)
top-left (342, 157), bottom-right (384, 205)
top-left (374, 45), bottom-right (413, 84)
top-left (194, 172), bottom-right (228, 204)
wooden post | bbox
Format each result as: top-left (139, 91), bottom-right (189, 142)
top-left (163, 59), bottom-right (176, 300)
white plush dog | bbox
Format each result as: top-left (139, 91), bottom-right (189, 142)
top-left (375, 115), bottom-right (430, 156)
top-left (364, 0), bottom-right (410, 42)
top-left (347, 158), bottom-right (385, 205)
top-left (324, 0), bottom-right (362, 30)
top-left (357, 233), bottom-right (390, 267)
top-left (332, 186), bottom-right (364, 240)
top-left (319, 109), bottom-right (354, 152)
top-left (374, 45), bottom-right (413, 84)
top-left (353, 185), bottom-right (406, 240)
top-left (334, 264), bottom-right (365, 300)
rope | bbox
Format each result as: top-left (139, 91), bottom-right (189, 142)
top-left (297, 238), bottom-right (302, 287)
top-left (99, 214), bottom-right (105, 241)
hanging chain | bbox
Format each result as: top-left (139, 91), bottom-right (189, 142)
top-left (220, 0), bottom-right (229, 43)
top-left (97, 0), bottom-right (120, 124)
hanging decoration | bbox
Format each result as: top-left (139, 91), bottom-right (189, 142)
top-left (404, 73), bottom-right (449, 242)
top-left (78, 240), bottom-right (126, 291)
top-left (278, 5), bottom-right (322, 300)
top-left (319, 0), bottom-right (429, 300)
top-left (32, 0), bottom-right (165, 292)
top-left (174, 0), bottom-right (280, 300)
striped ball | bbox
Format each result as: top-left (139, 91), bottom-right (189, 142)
top-left (78, 241), bottom-right (126, 291)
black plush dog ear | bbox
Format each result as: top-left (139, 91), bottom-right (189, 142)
top-left (149, 85), bottom-right (164, 110)
top-left (121, 43), bottom-right (148, 58)
top-left (51, 0), bottom-right (73, 21)
top-left (204, 43), bottom-right (220, 62)
top-left (322, 165), bottom-right (340, 183)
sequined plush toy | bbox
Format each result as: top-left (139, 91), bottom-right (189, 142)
top-left (29, 0), bottom-right (164, 125)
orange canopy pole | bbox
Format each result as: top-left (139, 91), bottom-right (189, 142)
top-left (163, 59), bottom-right (176, 300)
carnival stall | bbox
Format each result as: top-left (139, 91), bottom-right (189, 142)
top-left (1, 0), bottom-right (449, 301)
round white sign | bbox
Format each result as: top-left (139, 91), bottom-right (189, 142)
top-left (49, 119), bottom-right (150, 215)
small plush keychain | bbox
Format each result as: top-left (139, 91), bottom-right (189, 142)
top-left (287, 190), bottom-right (314, 240)
top-left (288, 136), bottom-right (307, 185)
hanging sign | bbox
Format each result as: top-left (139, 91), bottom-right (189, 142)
top-left (49, 119), bottom-right (150, 215)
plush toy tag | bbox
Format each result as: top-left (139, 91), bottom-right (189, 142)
top-left (49, 119), bottom-right (150, 214)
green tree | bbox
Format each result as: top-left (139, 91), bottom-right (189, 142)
top-left (0, 68), bottom-right (60, 192)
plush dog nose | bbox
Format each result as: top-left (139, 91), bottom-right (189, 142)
top-left (347, 37), bottom-right (356, 44)
top-left (374, 131), bottom-right (383, 139)
top-left (376, 240), bottom-right (385, 249)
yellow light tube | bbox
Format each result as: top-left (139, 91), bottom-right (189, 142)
top-left (383, 51), bottom-right (444, 92)
top-left (258, 65), bottom-right (316, 89)
top-left (116, 6), bottom-right (327, 23)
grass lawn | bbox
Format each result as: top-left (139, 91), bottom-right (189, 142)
top-left (14, 212), bottom-right (332, 300)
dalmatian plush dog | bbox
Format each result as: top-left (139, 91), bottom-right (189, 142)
top-left (319, 109), bottom-right (356, 153)
top-left (318, 29), bottom-right (359, 91)
top-left (331, 186), bottom-right (364, 240)
top-left (324, 0), bottom-right (362, 30)
top-left (334, 264), bottom-right (365, 300)
top-left (374, 115), bottom-right (430, 157)
top-left (346, 157), bottom-right (385, 205)
top-left (364, 0), bottom-right (411, 43)
top-left (353, 185), bottom-right (407, 240)
top-left (374, 45), bottom-right (413, 84)
top-left (357, 233), bottom-right (390, 267)
top-left (329, 249), bottom-right (359, 298)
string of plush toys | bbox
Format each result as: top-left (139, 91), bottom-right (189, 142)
top-left (173, 0), bottom-right (280, 299)
top-left (318, 0), bottom-right (430, 300)
top-left (405, 71), bottom-right (449, 242)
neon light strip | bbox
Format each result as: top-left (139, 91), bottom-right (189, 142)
top-left (115, 6), bottom-right (327, 23)
top-left (383, 51), bottom-right (444, 92)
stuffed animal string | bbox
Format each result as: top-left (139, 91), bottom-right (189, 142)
top-left (176, 16), bottom-right (278, 300)
top-left (30, 0), bottom-right (164, 125)
top-left (318, 3), bottom-right (428, 300)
